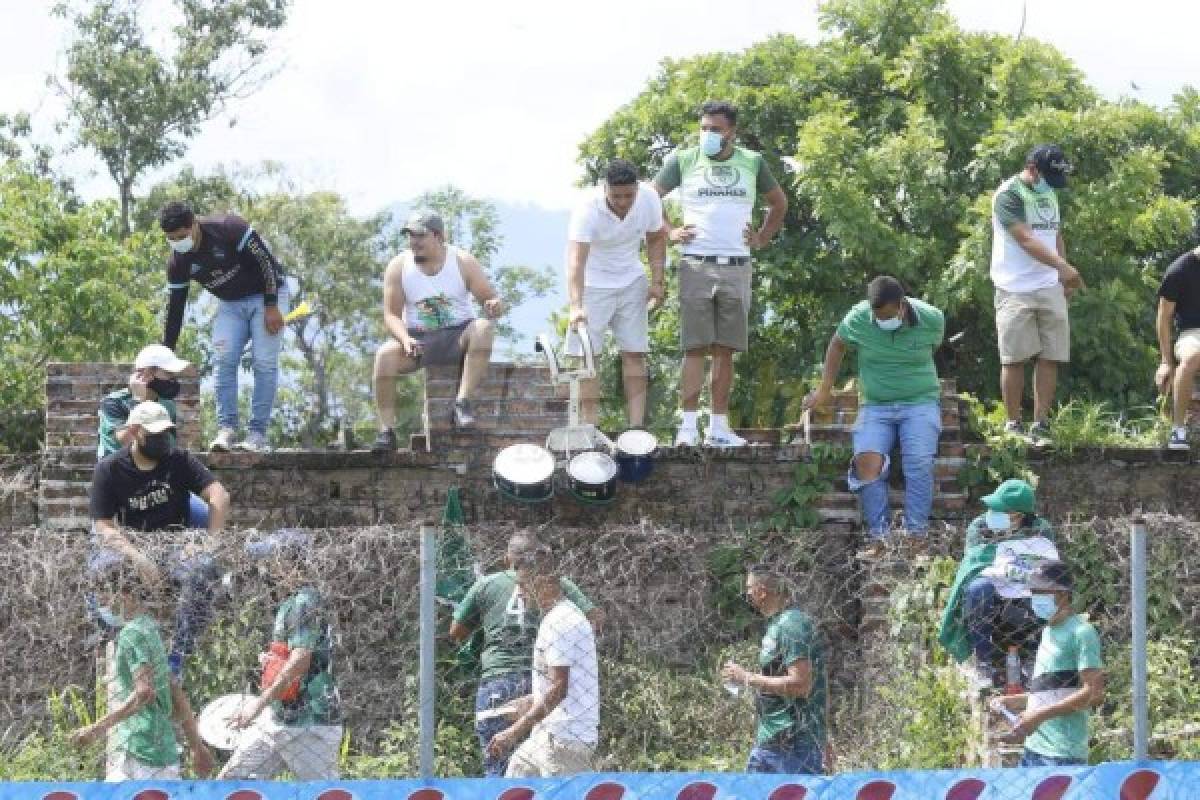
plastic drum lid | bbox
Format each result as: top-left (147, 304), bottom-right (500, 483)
top-left (196, 693), bottom-right (258, 750)
top-left (494, 444), bottom-right (555, 484)
top-left (568, 451), bottom-right (618, 483)
top-left (616, 429), bottom-right (657, 456)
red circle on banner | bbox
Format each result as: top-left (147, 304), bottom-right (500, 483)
top-left (497, 789), bottom-right (538, 800)
top-left (226, 792), bottom-right (265, 800)
top-left (945, 778), bottom-right (987, 800)
top-left (676, 781), bottom-right (718, 800)
top-left (41, 793), bottom-right (79, 800)
top-left (407, 790), bottom-right (446, 800)
top-left (768, 784), bottom-right (809, 800)
top-left (1031, 775), bottom-right (1073, 800)
top-left (318, 791), bottom-right (356, 800)
top-left (1120, 770), bottom-right (1162, 800)
top-left (583, 782), bottom-right (628, 800)
top-left (856, 781), bottom-right (897, 800)
top-left (132, 791), bottom-right (171, 800)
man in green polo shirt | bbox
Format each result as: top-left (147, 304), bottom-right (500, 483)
top-left (70, 555), bottom-right (212, 780)
top-left (992, 560), bottom-right (1105, 766)
top-left (653, 100), bottom-right (788, 448)
top-left (805, 276), bottom-right (945, 547)
top-left (449, 531), bottom-right (604, 776)
top-left (721, 564), bottom-right (828, 774)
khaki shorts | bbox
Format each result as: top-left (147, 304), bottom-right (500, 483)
top-left (570, 275), bottom-right (649, 354)
top-left (505, 731), bottom-right (595, 778)
top-left (106, 750), bottom-right (180, 782)
top-left (679, 257), bottom-right (752, 352)
top-left (1176, 329), bottom-right (1200, 363)
top-left (995, 285), bottom-right (1070, 364)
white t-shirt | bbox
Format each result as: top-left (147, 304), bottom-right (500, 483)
top-left (531, 598), bottom-right (598, 745)
top-left (979, 535), bottom-right (1061, 599)
top-left (566, 183), bottom-right (663, 289)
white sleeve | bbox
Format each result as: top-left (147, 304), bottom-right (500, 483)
top-left (542, 618), bottom-right (587, 669)
top-left (640, 185), bottom-right (664, 234)
top-left (567, 202), bottom-right (594, 244)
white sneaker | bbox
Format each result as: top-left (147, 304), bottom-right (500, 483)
top-left (210, 428), bottom-right (237, 452)
top-left (674, 427), bottom-right (700, 447)
top-left (705, 428), bottom-right (747, 448)
top-left (235, 431), bottom-right (271, 453)
top-left (1168, 426), bottom-right (1190, 451)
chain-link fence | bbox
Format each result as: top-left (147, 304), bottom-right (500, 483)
top-left (0, 514), bottom-right (1197, 791)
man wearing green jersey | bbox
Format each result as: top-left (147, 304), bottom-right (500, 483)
top-left (721, 564), bottom-right (829, 774)
top-left (990, 145), bottom-right (1085, 442)
top-left (449, 531), bottom-right (603, 776)
top-left (70, 555), bottom-right (212, 780)
top-left (654, 100), bottom-right (788, 447)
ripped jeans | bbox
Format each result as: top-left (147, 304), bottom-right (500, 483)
top-left (848, 401), bottom-right (941, 537)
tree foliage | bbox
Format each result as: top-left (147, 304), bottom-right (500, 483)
top-left (53, 0), bottom-right (289, 235)
top-left (578, 0), bottom-right (1200, 428)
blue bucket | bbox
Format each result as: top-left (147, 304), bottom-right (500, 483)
top-left (615, 429), bottom-right (657, 484)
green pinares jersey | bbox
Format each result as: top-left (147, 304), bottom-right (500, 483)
top-left (654, 145), bottom-right (778, 257)
top-left (1026, 613), bottom-right (1103, 761)
top-left (113, 614), bottom-right (178, 767)
top-left (453, 571), bottom-right (595, 681)
top-left (271, 587), bottom-right (340, 726)
top-left (991, 174), bottom-right (1063, 293)
top-left (754, 608), bottom-right (827, 747)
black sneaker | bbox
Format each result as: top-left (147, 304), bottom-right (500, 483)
top-left (453, 399), bottom-right (476, 428)
top-left (371, 428), bottom-right (398, 452)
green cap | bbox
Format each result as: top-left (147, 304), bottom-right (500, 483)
top-left (982, 479), bottom-right (1035, 513)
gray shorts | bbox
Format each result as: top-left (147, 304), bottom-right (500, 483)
top-left (410, 320), bottom-right (472, 367)
top-left (679, 257), bottom-right (752, 352)
top-left (570, 275), bottom-right (650, 354)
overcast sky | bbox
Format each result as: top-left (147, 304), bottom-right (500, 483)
top-left (3, 0), bottom-right (1199, 215)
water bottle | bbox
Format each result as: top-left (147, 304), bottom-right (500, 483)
top-left (1004, 645), bottom-right (1023, 695)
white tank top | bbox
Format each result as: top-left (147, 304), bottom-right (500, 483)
top-left (401, 246), bottom-right (476, 332)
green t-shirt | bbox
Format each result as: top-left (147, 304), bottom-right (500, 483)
top-left (754, 608), bottom-right (827, 748)
top-left (835, 297), bottom-right (945, 405)
top-left (113, 614), bottom-right (178, 767)
top-left (452, 571), bottom-right (595, 681)
top-left (1026, 613), bottom-right (1103, 761)
top-left (271, 587), bottom-right (340, 726)
top-left (98, 389), bottom-right (178, 459)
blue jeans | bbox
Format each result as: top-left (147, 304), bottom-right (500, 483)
top-left (188, 493), bottom-right (209, 528)
top-left (1020, 749), bottom-right (1084, 767)
top-left (213, 288), bottom-right (288, 435)
top-left (475, 671), bottom-right (531, 777)
top-left (963, 578), bottom-right (1040, 666)
top-left (746, 739), bottom-right (823, 774)
top-left (85, 544), bottom-right (222, 678)
top-left (848, 401), bottom-right (941, 537)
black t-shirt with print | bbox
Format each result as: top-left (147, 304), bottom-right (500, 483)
top-left (90, 448), bottom-right (215, 531)
top-left (1159, 249), bottom-right (1200, 332)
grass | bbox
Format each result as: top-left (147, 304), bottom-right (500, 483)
top-left (965, 395), bottom-right (1172, 454)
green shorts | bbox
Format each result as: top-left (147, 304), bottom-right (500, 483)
top-left (679, 257), bottom-right (752, 352)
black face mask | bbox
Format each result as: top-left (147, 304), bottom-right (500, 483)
top-left (147, 378), bottom-right (181, 400)
top-left (138, 432), bottom-right (174, 461)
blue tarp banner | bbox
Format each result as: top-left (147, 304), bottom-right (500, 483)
top-left (3, 761), bottom-right (1190, 800)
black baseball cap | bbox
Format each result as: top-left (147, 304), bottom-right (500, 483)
top-left (1028, 560), bottom-right (1073, 593)
top-left (1027, 144), bottom-right (1071, 189)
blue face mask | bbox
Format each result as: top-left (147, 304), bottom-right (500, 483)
top-left (1032, 176), bottom-right (1051, 193)
top-left (984, 509), bottom-right (1012, 531)
top-left (1031, 594), bottom-right (1059, 620)
top-left (700, 130), bottom-right (725, 157)
top-left (875, 316), bottom-right (903, 332)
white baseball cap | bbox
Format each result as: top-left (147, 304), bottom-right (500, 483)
top-left (123, 401), bottom-right (176, 433)
top-left (134, 344), bottom-right (190, 373)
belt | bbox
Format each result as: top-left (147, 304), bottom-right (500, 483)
top-left (683, 254), bottom-right (750, 266)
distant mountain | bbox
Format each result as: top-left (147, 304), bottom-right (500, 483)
top-left (387, 198), bottom-right (571, 358)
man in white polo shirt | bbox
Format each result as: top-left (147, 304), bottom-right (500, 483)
top-left (566, 159), bottom-right (668, 426)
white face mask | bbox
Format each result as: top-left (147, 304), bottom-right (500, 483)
top-left (984, 509), bottom-right (1012, 531)
top-left (875, 316), bottom-right (903, 332)
top-left (700, 130), bottom-right (725, 157)
top-left (169, 235), bottom-right (194, 254)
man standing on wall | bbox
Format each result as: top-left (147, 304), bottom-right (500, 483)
top-left (566, 158), bottom-right (668, 427)
top-left (989, 145), bottom-right (1084, 443)
top-left (1154, 244), bottom-right (1200, 450)
top-left (653, 100), bottom-right (788, 447)
top-left (372, 210), bottom-right (505, 450)
top-left (159, 201), bottom-right (289, 453)
top-left (721, 564), bottom-right (829, 774)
